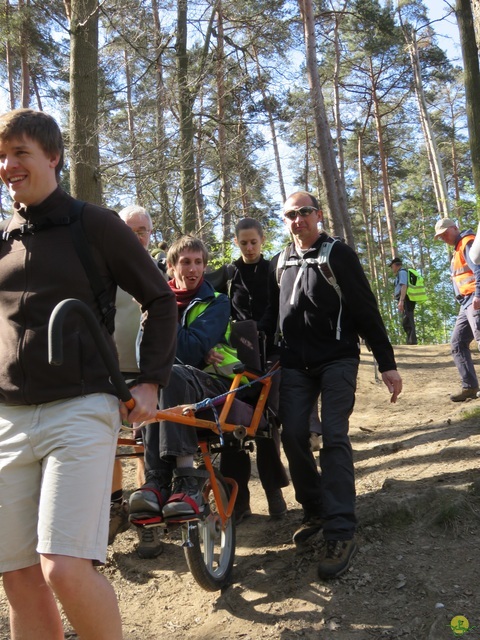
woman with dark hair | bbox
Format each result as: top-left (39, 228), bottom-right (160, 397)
top-left (219, 218), bottom-right (290, 522)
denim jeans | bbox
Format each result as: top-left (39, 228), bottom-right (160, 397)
top-left (279, 358), bottom-right (358, 540)
top-left (451, 301), bottom-right (480, 389)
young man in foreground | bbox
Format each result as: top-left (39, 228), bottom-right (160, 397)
top-left (0, 108), bottom-right (177, 639)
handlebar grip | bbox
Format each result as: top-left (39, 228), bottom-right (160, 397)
top-left (48, 298), bottom-right (133, 405)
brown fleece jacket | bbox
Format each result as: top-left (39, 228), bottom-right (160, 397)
top-left (0, 187), bottom-right (177, 405)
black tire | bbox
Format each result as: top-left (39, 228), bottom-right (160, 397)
top-left (183, 468), bottom-right (236, 591)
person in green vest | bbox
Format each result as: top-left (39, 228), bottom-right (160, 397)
top-left (389, 257), bottom-right (418, 345)
top-left (129, 235), bottom-right (246, 558)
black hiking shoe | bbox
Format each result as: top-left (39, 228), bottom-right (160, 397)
top-left (317, 539), bottom-right (358, 580)
top-left (292, 515), bottom-right (324, 546)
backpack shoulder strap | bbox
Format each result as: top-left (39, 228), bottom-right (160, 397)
top-left (0, 205), bottom-right (115, 334)
top-left (316, 238), bottom-right (343, 340)
top-left (69, 201), bottom-right (116, 334)
top-left (225, 263), bottom-right (236, 297)
top-left (316, 239), bottom-right (341, 295)
top-left (276, 245), bottom-right (295, 286)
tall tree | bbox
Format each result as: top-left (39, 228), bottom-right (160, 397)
top-left (18, 0), bottom-right (30, 107)
top-left (398, 5), bottom-right (451, 215)
top-left (5, 0), bottom-right (15, 109)
top-left (151, 0), bottom-right (171, 236)
top-left (471, 0), bottom-right (480, 50)
top-left (176, 0), bottom-right (196, 231)
top-left (298, 0), bottom-right (353, 245)
top-left (66, 0), bottom-right (102, 203)
top-left (456, 0), bottom-right (480, 206)
top-left (215, 4), bottom-right (232, 249)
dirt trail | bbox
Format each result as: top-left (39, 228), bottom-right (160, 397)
top-left (2, 343), bottom-right (480, 639)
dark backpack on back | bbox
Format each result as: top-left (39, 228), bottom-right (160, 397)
top-left (0, 200), bottom-right (116, 333)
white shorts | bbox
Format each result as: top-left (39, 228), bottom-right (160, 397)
top-left (0, 393), bottom-right (121, 572)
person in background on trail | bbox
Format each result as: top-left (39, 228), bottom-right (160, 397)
top-left (219, 217), bottom-right (290, 522)
top-left (261, 190), bottom-right (402, 581)
top-left (0, 108), bottom-right (177, 640)
top-left (434, 218), bottom-right (480, 402)
top-left (109, 204), bottom-right (164, 546)
top-left (151, 240), bottom-right (168, 273)
top-left (129, 235), bottom-right (248, 558)
top-left (389, 257), bottom-right (418, 345)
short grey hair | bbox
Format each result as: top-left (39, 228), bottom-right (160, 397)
top-left (118, 205), bottom-right (152, 228)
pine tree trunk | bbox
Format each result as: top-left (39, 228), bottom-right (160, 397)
top-left (124, 48), bottom-right (142, 206)
top-left (176, 0), bottom-right (196, 232)
top-left (68, 0), bottom-right (102, 204)
top-left (370, 58), bottom-right (396, 257)
top-left (456, 0), bottom-right (480, 205)
top-left (216, 6), bottom-right (232, 252)
top-left (152, 0), bottom-right (171, 238)
top-left (298, 0), bottom-right (354, 245)
top-left (357, 133), bottom-right (376, 294)
top-left (253, 47), bottom-right (286, 202)
top-left (19, 0), bottom-right (30, 108)
top-left (471, 0), bottom-right (480, 51)
top-left (402, 23), bottom-right (450, 215)
top-left (5, 0), bottom-right (15, 109)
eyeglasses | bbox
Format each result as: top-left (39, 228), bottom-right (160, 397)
top-left (133, 230), bottom-right (152, 238)
top-left (283, 206), bottom-right (317, 220)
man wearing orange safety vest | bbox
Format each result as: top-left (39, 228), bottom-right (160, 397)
top-left (434, 218), bottom-right (480, 402)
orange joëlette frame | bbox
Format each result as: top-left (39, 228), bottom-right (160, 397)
top-left (117, 363), bottom-right (279, 528)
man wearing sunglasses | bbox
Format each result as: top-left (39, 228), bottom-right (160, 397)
top-left (262, 190), bottom-right (402, 580)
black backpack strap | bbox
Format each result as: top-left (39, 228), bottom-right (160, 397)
top-left (204, 263), bottom-right (235, 295)
top-left (0, 215), bottom-right (72, 239)
top-left (1, 206), bottom-right (116, 334)
top-left (69, 200), bottom-right (116, 334)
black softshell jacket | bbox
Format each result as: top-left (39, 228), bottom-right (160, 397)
top-left (262, 234), bottom-right (397, 373)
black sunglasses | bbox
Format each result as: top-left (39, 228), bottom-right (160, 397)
top-left (284, 206), bottom-right (317, 220)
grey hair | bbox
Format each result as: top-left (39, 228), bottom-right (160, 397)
top-left (118, 205), bottom-right (152, 228)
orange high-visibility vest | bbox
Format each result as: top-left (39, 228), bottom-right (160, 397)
top-left (452, 234), bottom-right (476, 296)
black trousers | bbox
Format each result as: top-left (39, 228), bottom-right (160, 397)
top-left (401, 298), bottom-right (417, 345)
top-left (220, 427), bottom-right (289, 509)
top-left (279, 359), bottom-right (359, 541)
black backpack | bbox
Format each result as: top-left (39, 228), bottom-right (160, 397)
top-left (0, 200), bottom-right (116, 333)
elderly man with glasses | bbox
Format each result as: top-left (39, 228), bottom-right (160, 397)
top-left (261, 190), bottom-right (402, 580)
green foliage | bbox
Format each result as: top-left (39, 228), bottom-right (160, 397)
top-left (0, 0), bottom-right (476, 347)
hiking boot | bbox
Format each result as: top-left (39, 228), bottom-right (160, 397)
top-left (317, 538), bottom-right (358, 580)
top-left (136, 526), bottom-right (164, 559)
top-left (292, 515), bottom-right (324, 546)
top-left (162, 468), bottom-right (209, 520)
top-left (450, 387), bottom-right (479, 402)
top-left (266, 489), bottom-right (287, 518)
top-left (108, 500), bottom-right (130, 545)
